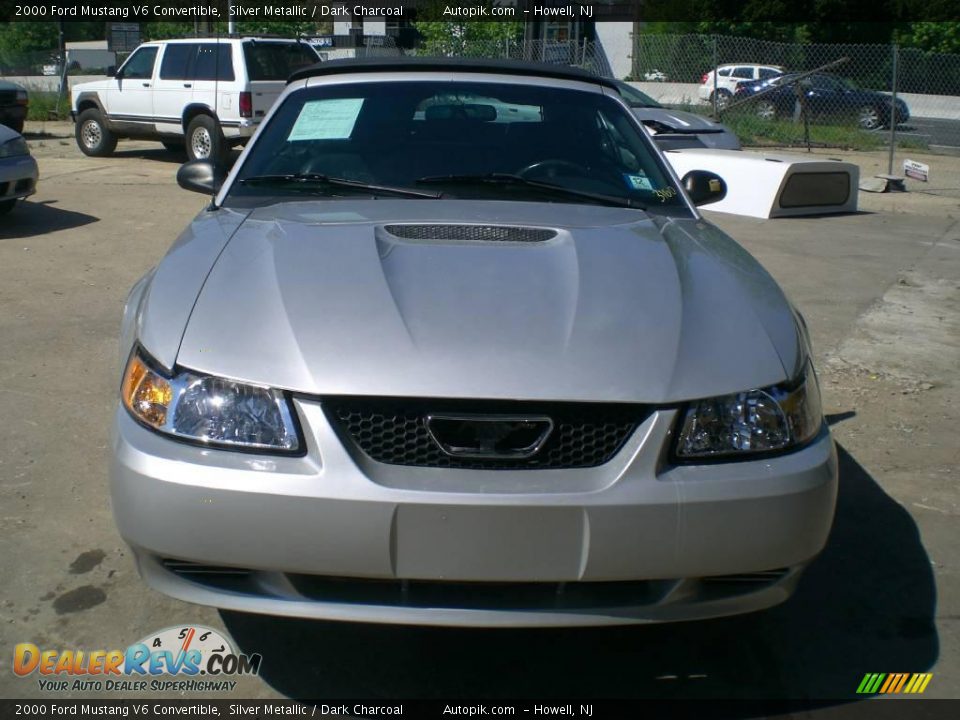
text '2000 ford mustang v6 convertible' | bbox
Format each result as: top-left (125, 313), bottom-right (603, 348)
top-left (111, 59), bottom-right (838, 627)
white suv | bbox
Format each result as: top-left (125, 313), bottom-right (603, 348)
top-left (698, 64), bottom-right (783, 107)
top-left (71, 38), bottom-right (319, 162)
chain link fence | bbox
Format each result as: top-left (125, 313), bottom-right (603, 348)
top-left (0, 34), bottom-right (404, 86)
top-left (0, 48), bottom-right (122, 78)
top-left (631, 33), bottom-right (960, 196)
top-left (4, 28), bottom-right (958, 194)
top-left (409, 37), bottom-right (614, 79)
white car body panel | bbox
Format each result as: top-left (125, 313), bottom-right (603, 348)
top-left (664, 148), bottom-right (860, 218)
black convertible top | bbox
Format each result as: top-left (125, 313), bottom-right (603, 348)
top-left (287, 57), bottom-right (616, 89)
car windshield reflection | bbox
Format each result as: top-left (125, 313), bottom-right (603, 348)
top-left (226, 80), bottom-right (686, 211)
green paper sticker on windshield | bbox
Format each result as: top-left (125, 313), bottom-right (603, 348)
top-left (288, 98), bottom-right (364, 141)
top-left (623, 174), bottom-right (653, 191)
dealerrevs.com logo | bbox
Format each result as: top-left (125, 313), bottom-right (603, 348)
top-left (13, 625), bottom-right (261, 693)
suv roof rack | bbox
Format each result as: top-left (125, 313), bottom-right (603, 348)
top-left (287, 57), bottom-right (616, 88)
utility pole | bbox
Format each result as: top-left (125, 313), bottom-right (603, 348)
top-left (228, 0), bottom-right (236, 34)
top-left (887, 44), bottom-right (899, 176)
top-left (57, 20), bottom-right (67, 109)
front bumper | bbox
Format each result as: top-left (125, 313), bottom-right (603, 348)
top-left (111, 400), bottom-right (838, 626)
top-left (0, 154), bottom-right (38, 202)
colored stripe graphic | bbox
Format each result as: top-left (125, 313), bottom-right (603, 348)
top-left (859, 673), bottom-right (933, 694)
top-left (879, 674), bottom-right (896, 693)
top-left (856, 673), bottom-right (883, 694)
top-left (905, 673), bottom-right (933, 694)
top-left (892, 673), bottom-right (910, 693)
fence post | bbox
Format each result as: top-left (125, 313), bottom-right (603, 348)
top-left (712, 36), bottom-right (719, 119)
top-left (887, 43), bottom-right (899, 176)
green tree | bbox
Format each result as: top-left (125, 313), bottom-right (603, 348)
top-left (0, 21), bottom-right (58, 56)
top-left (234, 21), bottom-right (320, 37)
top-left (0, 21), bottom-right (58, 70)
top-left (142, 21), bottom-right (323, 41)
top-left (67, 22), bottom-right (111, 42)
top-left (896, 22), bottom-right (960, 54)
top-left (413, 21), bottom-right (522, 56)
top-left (141, 22), bottom-right (197, 41)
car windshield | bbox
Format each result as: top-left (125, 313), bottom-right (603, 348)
top-left (613, 81), bottom-right (661, 108)
top-left (226, 79), bottom-right (687, 212)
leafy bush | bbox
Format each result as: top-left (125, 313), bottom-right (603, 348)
top-left (25, 91), bottom-right (69, 121)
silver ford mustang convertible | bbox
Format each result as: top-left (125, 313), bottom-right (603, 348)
top-left (111, 59), bottom-right (838, 627)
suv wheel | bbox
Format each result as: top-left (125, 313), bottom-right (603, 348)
top-left (186, 115), bottom-right (225, 163)
top-left (75, 108), bottom-right (117, 157)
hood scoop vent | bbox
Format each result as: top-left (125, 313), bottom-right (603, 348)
top-left (383, 224), bottom-right (556, 243)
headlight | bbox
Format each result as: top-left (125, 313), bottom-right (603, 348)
top-left (0, 137), bottom-right (29, 158)
top-left (16, 89), bottom-right (28, 106)
top-left (121, 348), bottom-right (300, 453)
top-left (674, 363), bottom-right (823, 460)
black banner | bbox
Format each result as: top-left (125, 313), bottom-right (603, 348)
top-left (3, 699), bottom-right (960, 719)
top-left (1, 0), bottom-right (959, 24)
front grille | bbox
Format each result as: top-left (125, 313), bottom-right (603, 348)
top-left (0, 91), bottom-right (16, 105)
top-left (157, 559), bottom-right (796, 611)
top-left (383, 224), bottom-right (556, 243)
top-left (324, 398), bottom-right (646, 470)
top-left (287, 575), bottom-right (669, 610)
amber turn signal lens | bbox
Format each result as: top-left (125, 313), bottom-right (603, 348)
top-left (121, 354), bottom-right (172, 428)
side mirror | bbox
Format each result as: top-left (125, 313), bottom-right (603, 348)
top-left (681, 170), bottom-right (727, 206)
top-left (177, 160), bottom-right (225, 196)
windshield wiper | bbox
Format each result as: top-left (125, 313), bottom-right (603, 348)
top-left (416, 173), bottom-right (646, 210)
top-left (239, 173), bottom-right (442, 199)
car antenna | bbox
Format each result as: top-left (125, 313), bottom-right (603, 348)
top-left (210, 22), bottom-right (221, 209)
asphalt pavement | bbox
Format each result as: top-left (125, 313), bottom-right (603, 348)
top-left (896, 116), bottom-right (960, 152)
top-left (2, 128), bottom-right (958, 705)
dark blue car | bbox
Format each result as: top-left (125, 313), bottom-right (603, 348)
top-left (734, 72), bottom-right (909, 130)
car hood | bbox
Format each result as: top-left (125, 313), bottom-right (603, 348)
top-left (71, 79), bottom-right (113, 95)
top-left (631, 107), bottom-right (726, 132)
top-left (0, 123), bottom-right (22, 143)
top-left (164, 200), bottom-right (803, 403)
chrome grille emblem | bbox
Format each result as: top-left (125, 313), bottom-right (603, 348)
top-left (425, 414), bottom-right (554, 460)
